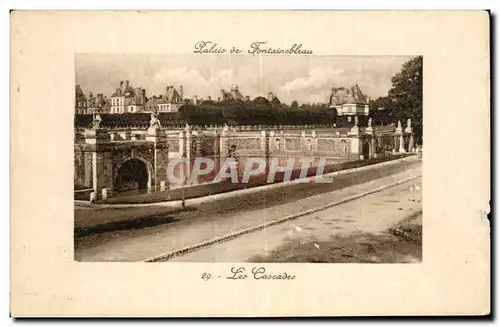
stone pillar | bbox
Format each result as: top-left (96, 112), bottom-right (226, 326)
top-left (101, 188), bottom-right (108, 201)
top-left (220, 126), bottom-right (228, 159)
top-left (83, 152), bottom-right (93, 187)
top-left (394, 123), bottom-right (403, 153)
top-left (84, 128), bottom-right (113, 196)
top-left (146, 126), bottom-right (169, 191)
top-left (405, 123), bottom-right (414, 152)
top-left (348, 128), bottom-right (360, 159)
top-left (213, 130), bottom-right (221, 171)
top-left (260, 130), bottom-right (267, 152)
top-left (178, 131), bottom-right (184, 157)
top-left (399, 134), bottom-right (406, 153)
top-left (301, 131), bottom-right (306, 152)
top-left (195, 129), bottom-right (203, 156)
top-left (371, 136), bottom-right (376, 158)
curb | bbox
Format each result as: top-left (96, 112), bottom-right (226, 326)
top-left (144, 172), bottom-right (422, 262)
top-left (77, 154), bottom-right (419, 209)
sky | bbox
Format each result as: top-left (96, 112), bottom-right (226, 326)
top-left (76, 54), bottom-right (414, 105)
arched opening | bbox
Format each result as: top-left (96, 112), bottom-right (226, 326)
top-left (115, 158), bottom-right (149, 193)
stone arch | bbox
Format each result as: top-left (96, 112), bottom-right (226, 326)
top-left (114, 155), bottom-right (154, 192)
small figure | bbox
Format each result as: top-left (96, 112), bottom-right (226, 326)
top-left (397, 120), bottom-right (402, 129)
top-left (92, 113), bottom-right (102, 129)
top-left (368, 117), bottom-right (373, 128)
top-left (354, 115), bottom-right (359, 127)
top-left (407, 118), bottom-right (412, 128)
top-left (149, 112), bottom-right (162, 129)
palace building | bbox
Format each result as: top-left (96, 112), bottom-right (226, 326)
top-left (145, 85), bottom-right (184, 113)
top-left (110, 80), bottom-right (148, 114)
top-left (328, 84), bottom-right (370, 116)
top-left (219, 85), bottom-right (247, 102)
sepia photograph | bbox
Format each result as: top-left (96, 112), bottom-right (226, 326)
top-left (73, 53), bottom-right (423, 263)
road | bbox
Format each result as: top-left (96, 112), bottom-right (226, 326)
top-left (169, 176), bottom-right (422, 262)
top-left (75, 158), bottom-right (421, 262)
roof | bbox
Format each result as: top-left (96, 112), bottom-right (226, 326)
top-left (112, 81), bottom-right (137, 97)
top-left (329, 84), bottom-right (369, 105)
top-left (220, 86), bottom-right (247, 102)
top-left (145, 96), bottom-right (165, 110)
top-left (165, 87), bottom-right (182, 103)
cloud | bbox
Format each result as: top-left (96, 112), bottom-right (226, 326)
top-left (280, 67), bottom-right (346, 93)
top-left (151, 67), bottom-right (237, 98)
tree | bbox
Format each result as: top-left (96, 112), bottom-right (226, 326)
top-left (387, 56), bottom-right (423, 143)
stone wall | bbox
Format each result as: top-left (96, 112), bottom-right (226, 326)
top-left (74, 121), bottom-right (414, 199)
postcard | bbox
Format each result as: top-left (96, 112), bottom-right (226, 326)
top-left (11, 10), bottom-right (490, 317)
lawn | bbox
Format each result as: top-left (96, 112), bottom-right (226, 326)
top-left (248, 212), bottom-right (422, 263)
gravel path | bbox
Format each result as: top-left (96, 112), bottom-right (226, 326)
top-left (75, 159), bottom-right (421, 262)
top-left (170, 176), bottom-right (422, 262)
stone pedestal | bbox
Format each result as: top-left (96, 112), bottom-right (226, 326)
top-left (84, 128), bottom-right (110, 145)
top-left (146, 126), bottom-right (169, 191)
top-left (348, 127), bottom-right (360, 158)
top-left (89, 191), bottom-right (97, 203)
top-left (101, 188), bottom-right (108, 201)
top-left (399, 134), bottom-right (406, 153)
top-left (405, 126), bottom-right (414, 153)
top-left (395, 126), bottom-right (403, 153)
top-left (119, 129), bottom-right (131, 141)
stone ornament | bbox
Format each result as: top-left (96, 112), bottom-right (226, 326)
top-left (149, 112), bottom-right (162, 129)
top-left (92, 113), bottom-right (102, 129)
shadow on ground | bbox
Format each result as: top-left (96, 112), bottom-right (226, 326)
top-left (248, 212), bottom-right (422, 263)
top-left (74, 207), bottom-right (197, 239)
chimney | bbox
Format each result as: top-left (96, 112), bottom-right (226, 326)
top-left (125, 80), bottom-right (130, 89)
top-left (231, 85), bottom-right (237, 99)
top-left (193, 95), bottom-right (198, 105)
top-left (220, 89), bottom-right (225, 101)
top-left (180, 86), bottom-right (184, 100)
top-left (268, 92), bottom-right (273, 101)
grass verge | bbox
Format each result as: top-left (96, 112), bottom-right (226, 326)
top-left (249, 211), bottom-right (422, 263)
